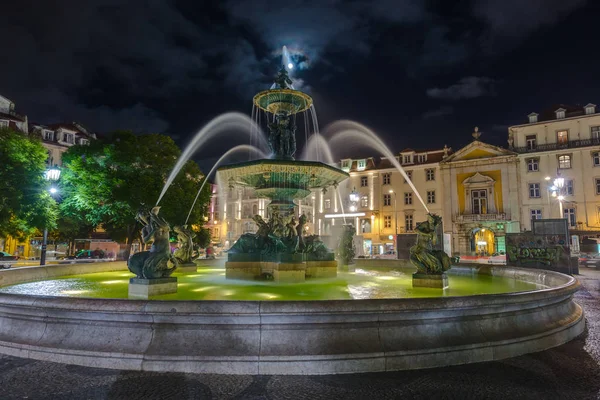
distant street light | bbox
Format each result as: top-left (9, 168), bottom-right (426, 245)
top-left (41, 166), bottom-right (61, 266)
top-left (349, 187), bottom-right (359, 212)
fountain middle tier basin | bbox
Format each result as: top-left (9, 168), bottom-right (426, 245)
top-left (0, 262), bottom-right (583, 375)
top-left (217, 159), bottom-right (349, 200)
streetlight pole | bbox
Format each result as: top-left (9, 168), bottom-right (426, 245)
top-left (41, 166), bottom-right (61, 266)
top-left (389, 190), bottom-right (397, 255)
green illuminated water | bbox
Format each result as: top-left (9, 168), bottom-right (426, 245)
top-left (0, 266), bottom-right (542, 300)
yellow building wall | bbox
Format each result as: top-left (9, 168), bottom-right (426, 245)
top-left (456, 170), bottom-right (504, 214)
top-left (2, 236), bottom-right (33, 258)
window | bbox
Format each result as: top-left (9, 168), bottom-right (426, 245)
top-left (425, 168), bottom-right (435, 181)
top-left (403, 154), bottom-right (412, 164)
top-left (556, 110), bottom-right (566, 119)
top-left (596, 178), bottom-right (600, 195)
top-left (324, 199), bottom-right (331, 209)
top-left (531, 209), bottom-right (542, 220)
top-left (526, 135), bottom-right (537, 150)
top-left (566, 179), bottom-right (574, 196)
top-left (214, 197), bottom-right (219, 206)
top-left (564, 208), bottom-right (576, 227)
top-left (357, 159), bottom-right (366, 170)
top-left (0, 120), bottom-right (8, 128)
top-left (593, 152), bottom-right (600, 166)
top-left (592, 126), bottom-right (600, 140)
top-left (64, 133), bottom-right (75, 144)
top-left (404, 192), bottom-right (412, 205)
top-left (384, 215), bottom-right (392, 228)
top-left (213, 211), bottom-right (219, 221)
top-left (382, 173), bottom-right (391, 185)
top-left (341, 160), bottom-right (351, 171)
top-left (527, 158), bottom-right (539, 172)
top-left (360, 195), bottom-right (368, 207)
top-left (472, 189), bottom-right (487, 214)
top-left (427, 190), bottom-right (435, 204)
top-left (43, 130), bottom-right (54, 141)
top-left (383, 194), bottom-right (391, 206)
top-left (529, 183), bottom-right (541, 198)
top-left (79, 138), bottom-right (89, 145)
top-left (405, 214), bottom-right (413, 231)
top-left (558, 155), bottom-right (571, 169)
top-left (360, 176), bottom-right (368, 187)
top-left (557, 130), bottom-right (568, 145)
top-left (404, 171), bottom-right (412, 183)
top-left (528, 114), bottom-right (538, 123)
top-left (417, 154), bottom-right (427, 163)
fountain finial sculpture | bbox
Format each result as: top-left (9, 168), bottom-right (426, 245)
top-left (128, 206), bottom-right (177, 279)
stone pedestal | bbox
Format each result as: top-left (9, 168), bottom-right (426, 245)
top-left (225, 262), bottom-right (262, 280)
top-left (306, 261), bottom-right (338, 278)
top-left (412, 273), bottom-right (448, 289)
top-left (128, 277), bottom-right (178, 299)
top-left (177, 262), bottom-right (197, 273)
top-left (272, 263), bottom-right (306, 282)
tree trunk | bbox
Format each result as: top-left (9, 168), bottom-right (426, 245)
top-left (124, 224), bottom-right (137, 260)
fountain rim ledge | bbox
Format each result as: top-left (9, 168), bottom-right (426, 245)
top-left (0, 262), bottom-right (584, 375)
top-left (217, 158), bottom-right (349, 175)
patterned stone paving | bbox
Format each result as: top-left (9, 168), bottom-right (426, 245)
top-left (0, 269), bottom-right (599, 400)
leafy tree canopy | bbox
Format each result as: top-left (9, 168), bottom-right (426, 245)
top-left (60, 131), bottom-right (211, 248)
top-left (0, 127), bottom-right (57, 239)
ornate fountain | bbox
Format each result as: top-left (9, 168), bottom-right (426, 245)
top-left (217, 67), bottom-right (348, 281)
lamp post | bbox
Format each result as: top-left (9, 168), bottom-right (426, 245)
top-left (348, 187), bottom-right (359, 212)
top-left (548, 172), bottom-right (565, 218)
top-left (388, 189), bottom-right (398, 235)
top-left (41, 165), bottom-right (61, 266)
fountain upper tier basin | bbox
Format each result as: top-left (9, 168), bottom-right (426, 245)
top-left (253, 88), bottom-right (313, 115)
top-left (217, 159), bottom-right (349, 199)
top-left (0, 261), bottom-right (584, 375)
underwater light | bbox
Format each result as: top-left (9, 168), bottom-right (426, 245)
top-left (287, 62), bottom-right (293, 69)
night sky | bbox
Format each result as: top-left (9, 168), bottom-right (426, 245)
top-left (1, 1), bottom-right (599, 169)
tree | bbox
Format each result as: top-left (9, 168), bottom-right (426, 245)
top-left (0, 127), bottom-right (57, 239)
top-left (60, 131), bottom-right (211, 257)
top-left (194, 227), bottom-right (212, 249)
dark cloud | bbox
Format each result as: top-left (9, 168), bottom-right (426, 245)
top-left (422, 105), bottom-right (454, 119)
top-left (426, 77), bottom-right (496, 100)
top-left (0, 0), bottom-right (594, 153)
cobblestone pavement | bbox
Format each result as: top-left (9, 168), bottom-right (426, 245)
top-left (0, 270), bottom-right (599, 400)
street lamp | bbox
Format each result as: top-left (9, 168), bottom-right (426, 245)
top-left (349, 187), bottom-right (359, 212)
top-left (552, 173), bottom-right (565, 217)
top-left (389, 188), bottom-right (398, 234)
top-left (41, 165), bottom-right (61, 266)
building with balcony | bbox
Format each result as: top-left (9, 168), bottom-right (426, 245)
top-left (508, 103), bottom-right (600, 234)
top-left (316, 147), bottom-right (450, 256)
top-left (0, 95), bottom-right (28, 133)
top-left (440, 128), bottom-right (521, 256)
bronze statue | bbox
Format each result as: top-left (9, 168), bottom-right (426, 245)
top-left (173, 224), bottom-right (195, 265)
top-left (128, 206), bottom-right (177, 279)
top-left (409, 213), bottom-right (455, 274)
top-left (274, 66), bottom-right (293, 89)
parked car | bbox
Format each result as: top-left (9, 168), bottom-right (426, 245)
top-left (0, 251), bottom-right (18, 269)
top-left (578, 253), bottom-right (600, 268)
top-left (68, 249), bottom-right (106, 260)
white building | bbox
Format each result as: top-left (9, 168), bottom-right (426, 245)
top-left (509, 103), bottom-right (600, 234)
top-left (30, 122), bottom-right (96, 166)
top-left (0, 95), bottom-right (28, 133)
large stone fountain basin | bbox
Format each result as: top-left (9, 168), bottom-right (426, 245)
top-left (0, 262), bottom-right (583, 375)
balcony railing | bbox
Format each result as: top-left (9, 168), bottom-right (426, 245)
top-left (513, 138), bottom-right (600, 153)
top-left (454, 213), bottom-right (508, 222)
